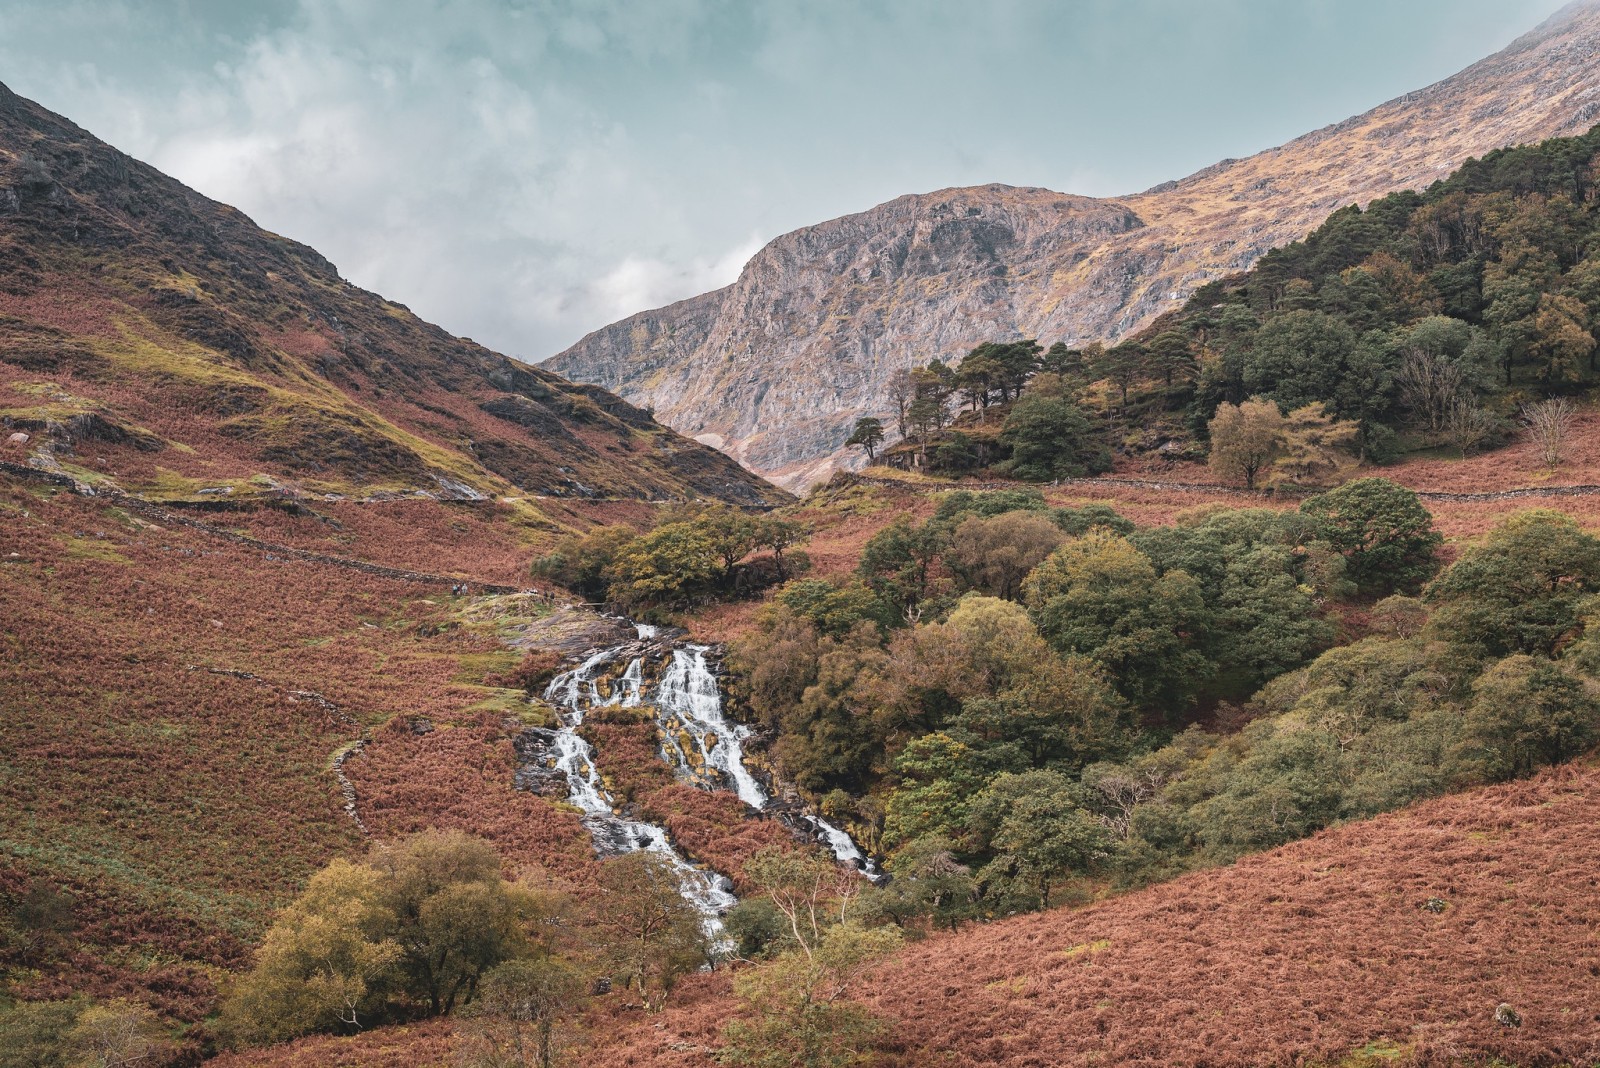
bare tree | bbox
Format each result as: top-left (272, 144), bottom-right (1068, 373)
top-left (1522, 397), bottom-right (1576, 468)
top-left (885, 369), bottom-right (915, 439)
top-left (1397, 347), bottom-right (1468, 434)
top-left (1445, 397), bottom-right (1497, 456)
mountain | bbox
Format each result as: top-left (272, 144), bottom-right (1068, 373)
top-left (0, 82), bottom-right (788, 509)
top-left (545, 0), bottom-right (1600, 489)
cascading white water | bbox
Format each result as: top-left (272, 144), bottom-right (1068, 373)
top-left (648, 643), bottom-right (880, 878)
top-left (541, 646), bottom-right (736, 930)
top-left (656, 645), bottom-right (769, 809)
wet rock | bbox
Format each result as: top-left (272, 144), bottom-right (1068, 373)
top-left (511, 607), bottom-right (636, 657)
top-left (511, 728), bottom-right (570, 796)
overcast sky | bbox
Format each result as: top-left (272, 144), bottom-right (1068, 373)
top-left (0, 0), bottom-right (1573, 361)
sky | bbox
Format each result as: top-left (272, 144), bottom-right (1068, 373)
top-left (0, 0), bottom-right (1574, 362)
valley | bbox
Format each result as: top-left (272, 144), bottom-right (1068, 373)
top-left (8, 5), bottom-right (1600, 1067)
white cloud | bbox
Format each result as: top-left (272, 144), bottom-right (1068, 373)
top-left (588, 233), bottom-right (763, 321)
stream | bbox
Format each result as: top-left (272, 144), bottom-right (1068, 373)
top-left (540, 622), bottom-right (877, 933)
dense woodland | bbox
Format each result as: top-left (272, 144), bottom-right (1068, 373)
top-left (726, 483), bottom-right (1600, 931)
top-left (865, 124), bottom-right (1600, 481)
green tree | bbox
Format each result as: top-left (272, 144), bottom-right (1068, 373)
top-left (1452, 655), bottom-right (1600, 782)
top-left (588, 851), bottom-right (708, 1010)
top-left (529, 526), bottom-right (637, 601)
top-left (955, 654), bottom-right (1130, 771)
top-left (1023, 531), bottom-right (1211, 710)
top-left (1425, 510), bottom-right (1600, 659)
top-left (998, 393), bottom-right (1109, 481)
top-left (860, 835), bottom-right (975, 931)
top-left (604, 521), bottom-right (722, 609)
top-left (1242, 310), bottom-right (1355, 412)
top-left (1301, 478), bottom-right (1442, 596)
top-left (844, 417), bottom-right (886, 462)
top-left (966, 771), bottom-right (1108, 907)
top-left (882, 733), bottom-right (989, 848)
top-left (695, 505), bottom-right (760, 584)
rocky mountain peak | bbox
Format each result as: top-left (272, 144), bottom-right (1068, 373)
top-left (546, 2), bottom-right (1600, 490)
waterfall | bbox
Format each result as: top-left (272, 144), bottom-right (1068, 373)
top-left (542, 647), bottom-right (736, 932)
top-left (648, 643), bottom-right (880, 879)
top-left (655, 645), bottom-right (769, 810)
top-left (536, 622), bottom-right (882, 933)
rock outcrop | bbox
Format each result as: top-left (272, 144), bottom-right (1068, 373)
top-left (546, 1), bottom-right (1600, 489)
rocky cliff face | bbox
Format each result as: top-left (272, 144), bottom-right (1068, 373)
top-left (547, 0), bottom-right (1600, 490)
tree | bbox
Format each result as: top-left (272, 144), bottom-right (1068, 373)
top-left (956, 652), bottom-right (1130, 770)
top-left (1039, 341), bottom-right (1085, 379)
top-left (456, 958), bottom-right (588, 1068)
top-left (740, 848), bottom-right (857, 957)
top-left (859, 835), bottom-right (975, 932)
top-left (884, 369), bottom-right (915, 439)
top-left (66, 1000), bottom-right (171, 1068)
top-left (1241, 310), bottom-right (1354, 411)
top-left (222, 858), bottom-right (402, 1043)
top-left (1023, 531), bottom-right (1211, 711)
top-left (1394, 317), bottom-right (1487, 434)
top-left (1301, 478), bottom-right (1442, 596)
top-left (856, 516), bottom-right (948, 624)
top-left (719, 922), bottom-right (901, 1068)
top-left (604, 521), bottom-right (722, 608)
top-left (952, 347), bottom-right (1001, 411)
top-left (1093, 343), bottom-right (1144, 408)
top-left (223, 831), bottom-right (554, 1046)
top-left (1522, 396), bottom-right (1576, 468)
top-left (843, 417), bottom-right (885, 462)
top-left (1526, 292), bottom-right (1594, 386)
top-left (966, 771), bottom-right (1109, 907)
top-left (529, 526), bottom-right (637, 601)
top-left (368, 831), bottom-right (538, 1018)
top-left (1146, 330), bottom-right (1197, 388)
top-left (754, 516), bottom-right (810, 583)
top-left (1425, 510), bottom-right (1600, 659)
top-left (696, 505), bottom-right (760, 583)
top-left (998, 394), bottom-right (1110, 481)
top-left (1444, 396), bottom-right (1498, 456)
top-left (1453, 655), bottom-right (1600, 782)
top-left (587, 852), bottom-right (707, 1011)
top-left (1207, 397), bottom-right (1283, 489)
top-left (1271, 404), bottom-right (1358, 486)
top-left (943, 512), bottom-right (1065, 600)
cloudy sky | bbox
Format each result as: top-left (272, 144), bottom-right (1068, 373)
top-left (0, 0), bottom-right (1572, 361)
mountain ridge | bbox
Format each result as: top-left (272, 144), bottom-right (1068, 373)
top-left (546, 0), bottom-right (1600, 489)
top-left (0, 80), bottom-right (789, 510)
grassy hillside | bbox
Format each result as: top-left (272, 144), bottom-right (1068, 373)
top-left (0, 81), bottom-right (787, 512)
top-left (590, 758), bottom-right (1600, 1068)
top-left (0, 479), bottom-right (598, 1046)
